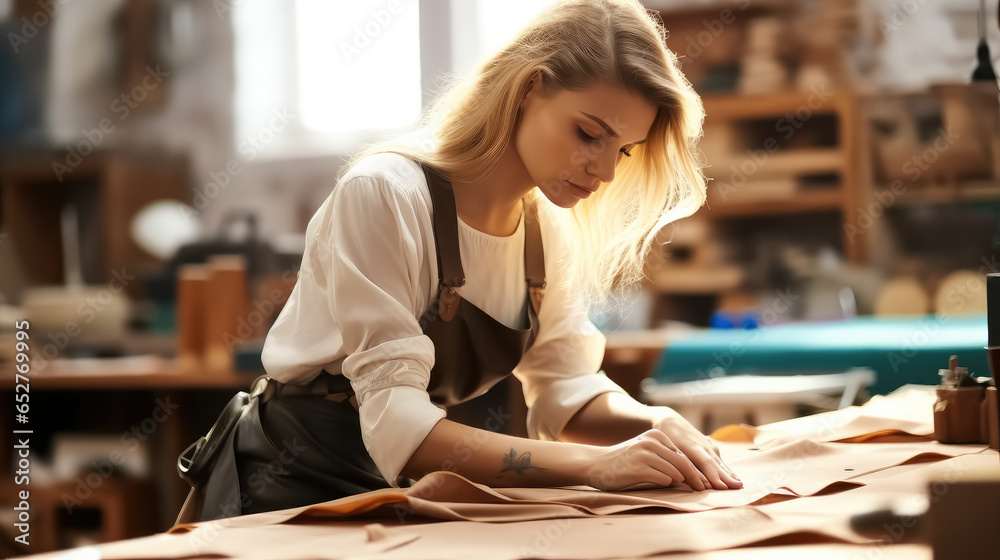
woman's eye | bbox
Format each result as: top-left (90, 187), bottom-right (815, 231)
top-left (576, 127), bottom-right (598, 143)
top-left (577, 126), bottom-right (632, 157)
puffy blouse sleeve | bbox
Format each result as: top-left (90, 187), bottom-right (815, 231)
top-left (313, 172), bottom-right (445, 487)
top-left (512, 203), bottom-right (630, 442)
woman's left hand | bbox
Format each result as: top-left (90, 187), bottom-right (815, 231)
top-left (650, 407), bottom-right (743, 490)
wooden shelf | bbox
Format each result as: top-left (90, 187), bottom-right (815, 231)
top-left (872, 180), bottom-right (1000, 206)
top-left (708, 148), bottom-right (846, 178)
top-left (701, 189), bottom-right (844, 218)
top-left (0, 357), bottom-right (256, 391)
top-left (702, 89), bottom-right (851, 121)
top-left (648, 265), bottom-right (745, 294)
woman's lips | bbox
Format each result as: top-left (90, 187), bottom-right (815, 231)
top-left (566, 180), bottom-right (592, 198)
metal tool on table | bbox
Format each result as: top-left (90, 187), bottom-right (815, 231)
top-left (932, 354), bottom-right (996, 447)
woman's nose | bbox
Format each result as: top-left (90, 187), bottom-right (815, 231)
top-left (585, 150), bottom-right (617, 185)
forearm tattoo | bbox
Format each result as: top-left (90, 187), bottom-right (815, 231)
top-left (500, 448), bottom-right (549, 474)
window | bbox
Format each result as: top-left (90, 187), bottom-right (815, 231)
top-left (295, 1), bottom-right (422, 136)
top-left (233, 0), bottom-right (421, 157)
top-left (232, 0), bottom-right (560, 159)
top-left (447, 0), bottom-right (561, 75)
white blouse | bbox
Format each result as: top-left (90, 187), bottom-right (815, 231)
top-left (260, 149), bottom-right (628, 488)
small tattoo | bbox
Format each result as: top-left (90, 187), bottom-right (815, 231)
top-left (500, 447), bottom-right (548, 474)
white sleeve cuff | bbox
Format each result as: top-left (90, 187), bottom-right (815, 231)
top-left (357, 385), bottom-right (447, 488)
top-left (525, 371), bottom-right (629, 441)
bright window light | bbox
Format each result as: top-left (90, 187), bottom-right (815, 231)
top-left (233, 0), bottom-right (294, 146)
top-left (473, 0), bottom-right (561, 59)
top-left (295, 0), bottom-right (422, 135)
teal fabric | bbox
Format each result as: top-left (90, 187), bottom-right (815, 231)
top-left (648, 313), bottom-right (989, 396)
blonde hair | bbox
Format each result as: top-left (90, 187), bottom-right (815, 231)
top-left (339, 0), bottom-right (707, 309)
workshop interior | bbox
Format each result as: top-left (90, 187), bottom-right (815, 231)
top-left (1, 0), bottom-right (1000, 558)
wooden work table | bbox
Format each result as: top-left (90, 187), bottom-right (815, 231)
top-left (0, 357), bottom-right (253, 391)
top-left (10, 385), bottom-right (983, 560)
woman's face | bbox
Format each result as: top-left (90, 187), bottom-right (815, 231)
top-left (514, 77), bottom-right (657, 208)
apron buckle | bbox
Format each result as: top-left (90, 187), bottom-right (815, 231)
top-left (439, 284), bottom-right (461, 322)
top-left (529, 285), bottom-right (545, 316)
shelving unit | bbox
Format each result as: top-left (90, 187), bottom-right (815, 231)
top-left (0, 149), bottom-right (190, 297)
top-left (870, 181), bottom-right (1000, 206)
top-left (705, 190), bottom-right (844, 219)
top-left (0, 478), bottom-right (155, 553)
top-left (643, 87), bottom-right (867, 326)
top-left (697, 88), bottom-right (865, 261)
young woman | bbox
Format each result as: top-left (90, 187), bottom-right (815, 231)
top-left (192, 0), bottom-right (741, 521)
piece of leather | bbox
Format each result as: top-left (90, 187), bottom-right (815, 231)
top-left (167, 438), bottom-right (986, 533)
top-left (95, 388), bottom-right (988, 560)
top-left (712, 385), bottom-right (938, 445)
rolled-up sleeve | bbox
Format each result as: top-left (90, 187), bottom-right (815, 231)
top-left (512, 205), bottom-right (629, 442)
top-left (321, 174), bottom-right (445, 487)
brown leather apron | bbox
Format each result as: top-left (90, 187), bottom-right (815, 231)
top-left (192, 161), bottom-right (546, 521)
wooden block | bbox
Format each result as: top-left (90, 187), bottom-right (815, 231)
top-left (204, 255), bottom-right (249, 373)
top-left (176, 265), bottom-right (209, 372)
top-left (929, 467), bottom-right (1000, 559)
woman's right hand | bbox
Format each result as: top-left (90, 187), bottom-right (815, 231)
top-left (580, 429), bottom-right (712, 491)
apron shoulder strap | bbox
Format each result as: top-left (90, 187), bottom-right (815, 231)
top-left (421, 163), bottom-right (464, 322)
top-left (422, 163), bottom-right (465, 289)
top-left (421, 161), bottom-right (547, 319)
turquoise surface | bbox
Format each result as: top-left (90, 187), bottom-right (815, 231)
top-left (649, 313), bottom-right (990, 396)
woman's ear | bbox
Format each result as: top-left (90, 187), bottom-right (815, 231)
top-left (520, 70), bottom-right (543, 109)
top-left (530, 70), bottom-right (544, 94)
